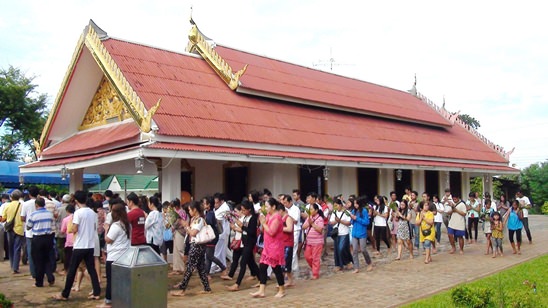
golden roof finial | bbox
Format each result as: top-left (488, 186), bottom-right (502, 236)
top-left (32, 138), bottom-right (41, 157)
top-left (141, 99), bottom-right (161, 133)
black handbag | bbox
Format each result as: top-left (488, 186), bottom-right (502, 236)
top-left (330, 212), bottom-right (340, 240)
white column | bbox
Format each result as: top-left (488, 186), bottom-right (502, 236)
top-left (69, 168), bottom-right (84, 194)
top-left (461, 172), bottom-right (471, 199)
top-left (439, 171), bottom-right (450, 197)
top-left (483, 174), bottom-right (493, 197)
top-left (379, 168), bottom-right (395, 196)
top-left (412, 170), bottom-right (425, 195)
top-left (161, 158), bottom-right (181, 201)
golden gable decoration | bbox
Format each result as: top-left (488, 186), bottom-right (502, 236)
top-left (79, 77), bottom-right (132, 130)
top-left (186, 22), bottom-right (248, 90)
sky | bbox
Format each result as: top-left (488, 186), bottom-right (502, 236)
top-left (1, 0), bottom-right (546, 169)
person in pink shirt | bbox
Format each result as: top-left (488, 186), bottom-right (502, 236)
top-left (60, 205), bottom-right (76, 273)
top-left (302, 203), bottom-right (325, 280)
top-left (250, 198), bottom-right (286, 298)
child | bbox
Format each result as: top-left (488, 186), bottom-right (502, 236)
top-left (482, 200), bottom-right (494, 255)
top-left (490, 212), bottom-right (504, 258)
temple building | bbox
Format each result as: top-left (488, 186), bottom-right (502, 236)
top-left (21, 20), bottom-right (518, 201)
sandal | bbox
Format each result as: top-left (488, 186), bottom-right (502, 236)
top-left (88, 295), bottom-right (101, 300)
top-left (52, 294), bottom-right (68, 301)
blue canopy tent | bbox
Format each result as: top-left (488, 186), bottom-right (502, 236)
top-left (0, 160), bottom-right (100, 188)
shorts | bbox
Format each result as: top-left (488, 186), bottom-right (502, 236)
top-left (161, 240), bottom-right (174, 255)
top-left (423, 240), bottom-right (433, 249)
top-left (447, 227), bottom-right (466, 238)
top-left (284, 246), bottom-right (293, 273)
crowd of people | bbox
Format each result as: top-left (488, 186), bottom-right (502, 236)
top-left (0, 185), bottom-right (535, 304)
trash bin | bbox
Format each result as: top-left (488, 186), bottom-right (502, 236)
top-left (112, 245), bottom-right (168, 308)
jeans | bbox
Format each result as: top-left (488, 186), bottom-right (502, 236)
top-left (204, 244), bottom-right (226, 275)
top-left (105, 261), bottom-right (113, 301)
top-left (351, 237), bottom-right (372, 269)
top-left (334, 234), bottom-right (350, 267)
top-left (435, 222), bottom-right (442, 243)
top-left (521, 217), bottom-right (532, 242)
top-left (26, 237), bottom-right (36, 277)
top-left (7, 231), bottom-right (23, 272)
top-left (62, 248), bottom-right (101, 298)
top-left (412, 225), bottom-right (420, 248)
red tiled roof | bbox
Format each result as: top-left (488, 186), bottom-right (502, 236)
top-left (22, 146), bottom-right (139, 168)
top-left (215, 46), bottom-right (451, 128)
top-left (41, 122), bottom-right (141, 159)
top-left (102, 39), bottom-right (508, 165)
top-left (148, 142), bottom-right (515, 172)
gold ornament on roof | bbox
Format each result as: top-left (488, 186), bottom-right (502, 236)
top-left (187, 24), bottom-right (248, 90)
top-left (32, 138), bottom-right (41, 156)
top-left (80, 77), bottom-right (132, 130)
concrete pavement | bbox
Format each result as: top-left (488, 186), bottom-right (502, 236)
top-left (0, 215), bottom-right (546, 307)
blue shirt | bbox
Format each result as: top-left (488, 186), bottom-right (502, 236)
top-left (26, 207), bottom-right (54, 236)
top-left (507, 208), bottom-right (523, 231)
top-left (351, 208), bottom-right (370, 239)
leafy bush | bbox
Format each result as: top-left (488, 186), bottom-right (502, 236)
top-left (0, 293), bottom-right (12, 308)
top-left (451, 286), bottom-right (493, 308)
top-left (541, 201), bottom-right (548, 215)
top-left (507, 289), bottom-right (541, 308)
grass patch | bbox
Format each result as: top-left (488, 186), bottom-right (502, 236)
top-left (403, 254), bottom-right (548, 308)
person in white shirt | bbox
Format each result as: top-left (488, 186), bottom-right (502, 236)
top-left (515, 189), bottom-right (533, 244)
top-left (20, 186), bottom-right (38, 278)
top-left (281, 194), bottom-right (300, 282)
top-left (440, 188), bottom-right (453, 228)
top-left (212, 193), bottom-right (230, 272)
top-left (329, 199), bottom-right (351, 271)
top-left (433, 195), bottom-right (444, 244)
top-left (447, 193), bottom-right (467, 255)
top-left (248, 190), bottom-right (262, 214)
top-left (54, 190), bottom-right (101, 301)
top-left (466, 192), bottom-right (481, 244)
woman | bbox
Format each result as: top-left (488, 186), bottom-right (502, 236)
top-left (395, 200), bottom-right (413, 260)
top-left (349, 195), bottom-right (373, 273)
top-left (302, 203), bottom-right (325, 280)
top-left (203, 196), bottom-right (228, 279)
top-left (160, 201), bottom-right (174, 262)
top-left (433, 195), bottom-right (444, 244)
top-left (280, 201), bottom-right (295, 286)
top-left (389, 198), bottom-right (399, 248)
top-left (250, 198), bottom-right (286, 298)
top-left (145, 196), bottom-right (164, 255)
top-left (60, 205), bottom-right (75, 273)
top-left (481, 198), bottom-right (495, 255)
top-left (169, 198), bottom-right (189, 276)
top-left (498, 195), bottom-right (510, 217)
top-left (372, 195), bottom-right (391, 256)
top-left (329, 199), bottom-right (351, 272)
top-left (466, 192), bottom-right (481, 244)
top-left (505, 200), bottom-right (523, 255)
top-left (417, 201), bottom-right (435, 264)
top-left (171, 201), bottom-right (212, 297)
top-left (99, 202), bottom-right (131, 308)
top-left (225, 200), bottom-right (259, 291)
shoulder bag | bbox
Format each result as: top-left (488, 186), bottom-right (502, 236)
top-left (4, 202), bottom-right (21, 232)
top-left (194, 218), bottom-right (216, 244)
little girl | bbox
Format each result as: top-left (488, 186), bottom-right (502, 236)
top-left (490, 212), bottom-right (504, 258)
top-left (482, 200), bottom-right (494, 255)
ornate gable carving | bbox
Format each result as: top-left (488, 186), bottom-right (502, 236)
top-left (79, 77), bottom-right (132, 130)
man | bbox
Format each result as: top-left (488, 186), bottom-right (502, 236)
top-left (26, 197), bottom-right (55, 287)
top-left (447, 193), bottom-right (467, 255)
top-left (127, 192), bottom-right (146, 246)
top-left (292, 189), bottom-right (305, 258)
top-left (48, 191), bottom-right (62, 209)
top-left (55, 194), bottom-right (70, 274)
top-left (21, 185), bottom-right (39, 278)
top-left (281, 194), bottom-right (300, 283)
top-left (212, 193), bottom-right (230, 272)
top-left (55, 190), bottom-right (101, 301)
top-left (516, 189), bottom-right (533, 244)
top-left (103, 190), bottom-right (113, 212)
top-left (402, 187), bottom-right (412, 202)
top-left (1, 190), bottom-right (24, 273)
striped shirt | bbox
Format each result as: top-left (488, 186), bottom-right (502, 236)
top-left (26, 207), bottom-right (54, 236)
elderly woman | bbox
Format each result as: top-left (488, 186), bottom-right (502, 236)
top-left (250, 198), bottom-right (286, 298)
top-left (302, 203), bottom-right (325, 280)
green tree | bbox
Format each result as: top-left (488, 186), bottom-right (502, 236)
top-left (458, 114), bottom-right (481, 129)
top-left (0, 66), bottom-right (48, 160)
top-left (520, 162), bottom-right (548, 206)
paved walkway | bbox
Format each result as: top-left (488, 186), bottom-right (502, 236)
top-left (1, 215), bottom-right (547, 307)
